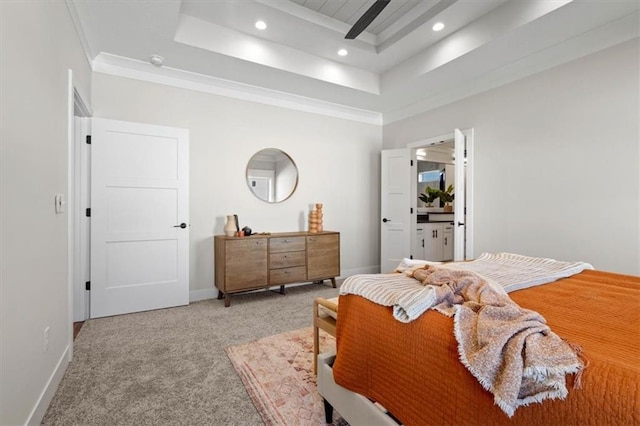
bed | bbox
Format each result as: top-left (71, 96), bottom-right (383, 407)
top-left (317, 254), bottom-right (640, 425)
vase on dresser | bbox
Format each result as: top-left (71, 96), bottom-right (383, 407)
top-left (224, 215), bottom-right (236, 237)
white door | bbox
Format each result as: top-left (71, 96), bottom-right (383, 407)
top-left (453, 129), bottom-right (466, 261)
top-left (381, 149), bottom-right (411, 273)
top-left (247, 169), bottom-right (274, 202)
top-left (90, 118), bottom-right (189, 318)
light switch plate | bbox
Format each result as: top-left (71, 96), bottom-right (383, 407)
top-left (55, 193), bottom-right (65, 214)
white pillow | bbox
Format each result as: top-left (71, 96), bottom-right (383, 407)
top-left (394, 258), bottom-right (442, 273)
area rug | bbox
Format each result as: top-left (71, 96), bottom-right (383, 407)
top-left (226, 327), bottom-right (347, 425)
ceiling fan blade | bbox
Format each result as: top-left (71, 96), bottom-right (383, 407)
top-left (345, 0), bottom-right (391, 39)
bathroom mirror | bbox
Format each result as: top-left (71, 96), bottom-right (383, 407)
top-left (246, 148), bottom-right (298, 203)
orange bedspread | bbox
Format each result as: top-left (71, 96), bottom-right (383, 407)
top-left (333, 270), bottom-right (640, 425)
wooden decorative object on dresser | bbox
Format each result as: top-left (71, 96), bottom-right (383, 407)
top-left (214, 231), bottom-right (340, 307)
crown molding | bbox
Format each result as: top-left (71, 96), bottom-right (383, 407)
top-left (92, 53), bottom-right (382, 125)
top-left (65, 0), bottom-right (94, 69)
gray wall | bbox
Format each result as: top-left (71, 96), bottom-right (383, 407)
top-left (384, 39), bottom-right (640, 275)
top-left (0, 1), bottom-right (92, 424)
top-left (91, 73), bottom-right (383, 298)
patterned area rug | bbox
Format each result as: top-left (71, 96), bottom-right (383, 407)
top-left (226, 327), bottom-right (348, 425)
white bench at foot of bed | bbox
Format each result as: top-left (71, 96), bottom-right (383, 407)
top-left (317, 351), bottom-right (400, 426)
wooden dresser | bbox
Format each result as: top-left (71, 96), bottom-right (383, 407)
top-left (214, 231), bottom-right (340, 307)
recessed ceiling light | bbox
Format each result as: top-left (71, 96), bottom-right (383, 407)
top-left (338, 49), bottom-right (348, 57)
top-left (149, 54), bottom-right (164, 67)
top-left (255, 20), bottom-right (267, 30)
top-left (432, 22), bottom-right (445, 31)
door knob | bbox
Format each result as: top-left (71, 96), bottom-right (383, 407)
top-left (173, 223), bottom-right (187, 229)
top-left (382, 218), bottom-right (390, 223)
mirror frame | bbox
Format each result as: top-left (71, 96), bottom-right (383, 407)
top-left (246, 148), bottom-right (299, 203)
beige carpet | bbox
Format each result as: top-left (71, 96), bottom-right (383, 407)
top-left (42, 283), bottom-right (341, 425)
top-left (226, 328), bottom-right (347, 426)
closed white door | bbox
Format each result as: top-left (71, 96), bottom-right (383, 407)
top-left (90, 118), bottom-right (189, 318)
top-left (381, 149), bottom-right (411, 273)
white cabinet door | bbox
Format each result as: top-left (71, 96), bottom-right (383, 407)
top-left (424, 223), bottom-right (443, 261)
top-left (442, 223), bottom-right (454, 261)
top-left (90, 118), bottom-right (189, 318)
top-left (415, 227), bottom-right (425, 260)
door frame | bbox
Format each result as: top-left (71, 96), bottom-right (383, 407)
top-left (67, 70), bottom-right (92, 362)
top-left (407, 128), bottom-right (474, 260)
top-left (72, 116), bottom-right (91, 322)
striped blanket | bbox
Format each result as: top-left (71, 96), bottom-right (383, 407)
top-left (339, 252), bottom-right (593, 322)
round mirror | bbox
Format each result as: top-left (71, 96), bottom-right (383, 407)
top-left (246, 148), bottom-right (298, 203)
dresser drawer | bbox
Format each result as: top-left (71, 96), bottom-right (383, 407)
top-left (270, 251), bottom-right (306, 269)
top-left (269, 266), bottom-right (306, 284)
top-left (269, 236), bottom-right (306, 253)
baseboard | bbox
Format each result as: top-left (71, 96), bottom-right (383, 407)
top-left (189, 288), bottom-right (218, 302)
top-left (341, 265), bottom-right (380, 276)
top-left (189, 266), bottom-right (381, 303)
top-left (26, 345), bottom-right (70, 425)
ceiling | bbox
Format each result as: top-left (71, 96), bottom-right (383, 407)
top-left (68, 0), bottom-right (639, 124)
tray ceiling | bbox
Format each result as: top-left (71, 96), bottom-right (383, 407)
top-left (68, 0), bottom-right (639, 123)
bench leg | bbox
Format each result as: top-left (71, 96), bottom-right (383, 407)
top-left (313, 323), bottom-right (320, 375)
top-left (323, 398), bottom-right (334, 424)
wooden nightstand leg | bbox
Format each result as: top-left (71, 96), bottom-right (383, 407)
top-left (330, 277), bottom-right (336, 288)
top-left (224, 293), bottom-right (231, 307)
top-left (279, 285), bottom-right (285, 294)
top-left (217, 289), bottom-right (224, 300)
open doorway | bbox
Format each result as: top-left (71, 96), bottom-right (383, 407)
top-left (408, 128), bottom-right (474, 262)
top-left (379, 129), bottom-right (473, 272)
top-left (415, 142), bottom-right (455, 261)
